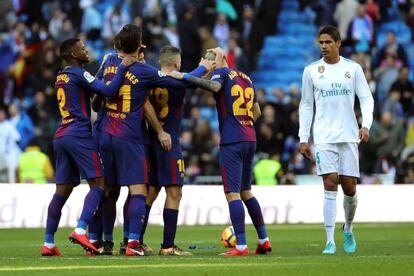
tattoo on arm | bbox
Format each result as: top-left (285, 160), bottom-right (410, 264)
top-left (188, 76), bottom-right (222, 93)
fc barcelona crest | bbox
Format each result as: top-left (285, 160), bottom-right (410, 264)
top-left (345, 71), bottom-right (351, 79)
top-left (318, 66), bottom-right (325, 73)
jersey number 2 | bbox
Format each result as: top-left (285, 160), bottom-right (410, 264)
top-left (57, 88), bottom-right (70, 118)
top-left (231, 84), bottom-right (254, 118)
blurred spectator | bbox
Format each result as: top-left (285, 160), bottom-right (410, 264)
top-left (254, 154), bottom-right (282, 185)
top-left (18, 139), bottom-right (54, 184)
top-left (389, 67), bottom-right (414, 117)
top-left (103, 3), bottom-right (130, 46)
top-left (8, 99), bottom-right (35, 151)
top-left (333, 0), bottom-right (358, 41)
top-left (48, 7), bottom-right (66, 41)
top-left (177, 4), bottom-right (200, 72)
top-left (369, 111), bottom-right (404, 173)
top-left (226, 37), bottom-right (242, 69)
top-left (56, 18), bottom-right (76, 44)
top-left (80, 0), bottom-right (102, 41)
top-left (199, 26), bottom-right (218, 57)
top-left (374, 53), bottom-right (400, 111)
top-left (350, 4), bottom-right (374, 53)
top-left (382, 90), bottom-right (404, 123)
top-left (374, 31), bottom-right (408, 68)
top-left (163, 22), bottom-right (180, 48)
top-left (213, 13), bottom-right (230, 50)
top-left (408, 6), bottom-right (414, 42)
top-left (0, 107), bottom-right (21, 183)
top-left (365, 0), bottom-right (380, 23)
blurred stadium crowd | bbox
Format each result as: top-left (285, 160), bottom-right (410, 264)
top-left (1, 0), bottom-right (414, 184)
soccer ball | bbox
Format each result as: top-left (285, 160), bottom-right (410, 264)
top-left (221, 226), bottom-right (236, 248)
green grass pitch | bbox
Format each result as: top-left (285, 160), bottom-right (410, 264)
top-left (0, 223), bottom-right (413, 275)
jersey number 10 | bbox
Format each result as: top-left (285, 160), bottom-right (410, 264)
top-left (231, 84), bottom-right (254, 119)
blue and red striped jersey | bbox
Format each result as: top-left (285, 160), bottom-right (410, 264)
top-left (99, 61), bottom-right (207, 143)
top-left (211, 67), bottom-right (257, 144)
top-left (54, 65), bottom-right (126, 138)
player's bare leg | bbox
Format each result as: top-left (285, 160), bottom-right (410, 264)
top-left (220, 192), bottom-right (248, 256)
top-left (322, 173), bottom-right (339, 254)
top-left (125, 184), bottom-right (150, 256)
top-left (42, 183), bottom-right (73, 256)
top-left (159, 186), bottom-right (191, 256)
top-left (241, 190), bottom-right (271, 254)
top-left (69, 177), bottom-right (106, 254)
top-left (340, 175), bottom-right (357, 253)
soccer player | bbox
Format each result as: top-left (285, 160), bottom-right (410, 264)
top-left (140, 45), bottom-right (211, 256)
top-left (41, 38), bottom-right (136, 256)
top-left (97, 24), bottom-right (211, 256)
top-left (91, 38), bottom-right (171, 255)
top-left (167, 47), bottom-right (272, 256)
top-left (298, 26), bottom-right (374, 254)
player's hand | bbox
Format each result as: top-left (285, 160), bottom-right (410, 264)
top-left (121, 55), bottom-right (138, 67)
top-left (166, 71), bottom-right (184, 80)
top-left (158, 130), bottom-right (172, 152)
top-left (199, 58), bottom-right (215, 71)
top-left (300, 143), bottom-right (314, 162)
top-left (359, 127), bottom-right (369, 143)
top-left (207, 47), bottom-right (225, 56)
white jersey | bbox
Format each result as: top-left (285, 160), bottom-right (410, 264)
top-left (299, 56), bottom-right (374, 145)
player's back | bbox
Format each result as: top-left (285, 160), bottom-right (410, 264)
top-left (212, 67), bottom-right (257, 144)
top-left (99, 62), bottom-right (165, 142)
top-left (148, 85), bottom-right (185, 144)
top-left (54, 66), bottom-right (94, 138)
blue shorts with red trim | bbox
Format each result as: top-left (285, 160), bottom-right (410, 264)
top-left (150, 142), bottom-right (184, 187)
top-left (144, 144), bottom-right (156, 185)
top-left (99, 131), bottom-right (148, 186)
top-left (219, 142), bottom-right (256, 193)
top-left (54, 135), bottom-right (103, 185)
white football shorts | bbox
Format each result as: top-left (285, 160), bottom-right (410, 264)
top-left (314, 142), bottom-right (360, 178)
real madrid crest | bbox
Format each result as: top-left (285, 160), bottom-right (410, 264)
top-left (345, 71), bottom-right (351, 79)
top-left (318, 66), bottom-right (325, 73)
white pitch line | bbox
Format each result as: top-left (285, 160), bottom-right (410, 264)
top-left (0, 263), bottom-right (285, 272)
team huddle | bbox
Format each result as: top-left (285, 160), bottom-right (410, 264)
top-left (41, 24), bottom-right (271, 257)
top-left (41, 23), bottom-right (373, 257)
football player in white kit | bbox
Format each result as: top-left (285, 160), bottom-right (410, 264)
top-left (298, 26), bottom-right (374, 254)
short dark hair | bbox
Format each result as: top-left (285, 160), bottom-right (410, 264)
top-left (113, 32), bottom-right (121, 51)
top-left (319, 25), bottom-right (341, 42)
top-left (59, 38), bottom-right (80, 60)
top-left (117, 24), bottom-right (142, 54)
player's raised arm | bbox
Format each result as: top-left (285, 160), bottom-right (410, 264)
top-left (355, 65), bottom-right (374, 143)
top-left (166, 71), bottom-right (222, 93)
top-left (143, 100), bottom-right (172, 151)
top-left (86, 55), bottom-right (137, 97)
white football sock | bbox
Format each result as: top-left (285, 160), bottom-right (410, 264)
top-left (343, 193), bottom-right (358, 232)
top-left (74, 228), bottom-right (86, 235)
top-left (324, 190), bottom-right (337, 244)
top-left (236, 245), bottom-right (247, 251)
top-left (44, 242), bottom-right (55, 248)
top-left (258, 237), bottom-right (269, 245)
